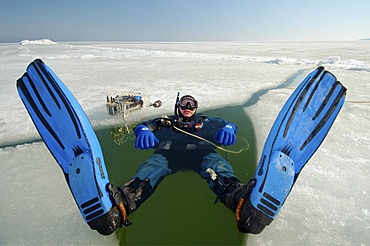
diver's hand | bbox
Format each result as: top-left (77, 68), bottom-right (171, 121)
top-left (134, 125), bottom-right (159, 150)
top-left (215, 124), bottom-right (237, 146)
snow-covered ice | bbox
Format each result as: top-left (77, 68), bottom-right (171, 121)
top-left (0, 40), bottom-right (369, 245)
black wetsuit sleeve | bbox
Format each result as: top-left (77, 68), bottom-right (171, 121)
top-left (206, 116), bottom-right (238, 131)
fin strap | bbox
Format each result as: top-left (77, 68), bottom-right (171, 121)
top-left (117, 202), bottom-right (131, 227)
top-left (235, 178), bottom-right (257, 221)
top-left (107, 183), bottom-right (132, 227)
top-left (235, 198), bottom-right (245, 221)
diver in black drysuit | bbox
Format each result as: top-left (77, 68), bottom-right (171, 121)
top-left (98, 94), bottom-right (264, 235)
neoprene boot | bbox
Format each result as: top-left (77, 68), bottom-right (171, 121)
top-left (93, 178), bottom-right (153, 235)
top-left (118, 177), bottom-right (153, 213)
top-left (210, 176), bottom-right (266, 234)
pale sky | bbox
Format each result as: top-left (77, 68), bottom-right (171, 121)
top-left (1, 0), bottom-right (369, 42)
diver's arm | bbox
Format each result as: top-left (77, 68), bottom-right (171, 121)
top-left (206, 117), bottom-right (238, 146)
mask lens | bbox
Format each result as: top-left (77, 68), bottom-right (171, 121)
top-left (179, 98), bottom-right (197, 110)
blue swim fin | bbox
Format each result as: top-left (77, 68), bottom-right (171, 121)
top-left (245, 66), bottom-right (346, 232)
top-left (16, 59), bottom-right (129, 235)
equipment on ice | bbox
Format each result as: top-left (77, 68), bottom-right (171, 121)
top-left (106, 90), bottom-right (162, 119)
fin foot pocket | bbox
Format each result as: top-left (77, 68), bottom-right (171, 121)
top-left (233, 178), bottom-right (270, 234)
top-left (88, 206), bottom-right (122, 236)
top-left (237, 199), bottom-right (270, 234)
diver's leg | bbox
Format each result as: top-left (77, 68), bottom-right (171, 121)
top-left (95, 154), bottom-right (171, 235)
top-left (200, 152), bottom-right (243, 210)
top-left (200, 153), bottom-right (263, 233)
top-left (119, 153), bottom-right (172, 214)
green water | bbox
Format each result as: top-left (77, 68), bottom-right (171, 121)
top-left (95, 104), bottom-right (257, 245)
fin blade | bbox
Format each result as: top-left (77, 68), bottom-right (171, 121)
top-left (16, 59), bottom-right (113, 224)
top-left (250, 67), bottom-right (346, 221)
top-left (17, 60), bottom-right (87, 172)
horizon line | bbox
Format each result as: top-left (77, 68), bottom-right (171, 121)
top-left (1, 38), bottom-right (369, 44)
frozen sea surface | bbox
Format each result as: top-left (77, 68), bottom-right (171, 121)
top-left (0, 40), bottom-right (369, 245)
